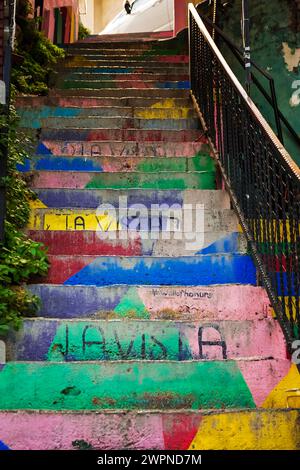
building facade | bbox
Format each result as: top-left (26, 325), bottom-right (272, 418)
top-left (30, 0), bottom-right (79, 44)
top-left (79, 0), bottom-right (123, 35)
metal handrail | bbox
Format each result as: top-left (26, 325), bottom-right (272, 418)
top-left (189, 3), bottom-right (300, 348)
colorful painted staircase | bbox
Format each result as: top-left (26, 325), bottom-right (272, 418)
top-left (0, 33), bottom-right (299, 451)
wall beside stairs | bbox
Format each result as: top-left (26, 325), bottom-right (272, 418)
top-left (29, 0), bottom-right (80, 44)
top-left (94, 0), bottom-right (124, 35)
top-left (220, 0), bottom-right (300, 165)
top-left (1, 32), bottom-right (299, 451)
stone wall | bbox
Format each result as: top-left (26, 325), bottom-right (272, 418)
top-left (220, 0), bottom-right (300, 164)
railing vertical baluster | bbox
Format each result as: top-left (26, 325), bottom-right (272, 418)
top-left (189, 4), bottom-right (300, 349)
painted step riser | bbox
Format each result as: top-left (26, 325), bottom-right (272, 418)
top-left (65, 55), bottom-right (189, 64)
top-left (62, 73), bottom-right (190, 82)
top-left (31, 117), bottom-right (199, 131)
top-left (66, 39), bottom-right (177, 46)
top-left (51, 89), bottom-right (190, 98)
top-left (65, 53), bottom-right (187, 60)
top-left (38, 140), bottom-right (207, 157)
top-left (77, 34), bottom-right (173, 41)
top-left (65, 43), bottom-right (166, 48)
top-left (0, 410), bottom-right (299, 450)
top-left (65, 43), bottom-right (180, 50)
top-left (55, 67), bottom-right (190, 76)
top-left (66, 38), bottom-right (177, 47)
top-left (29, 171), bottom-right (215, 190)
top-left (77, 35), bottom-right (173, 42)
top-left (65, 49), bottom-right (187, 56)
top-left (33, 189), bottom-right (230, 210)
top-left (17, 106), bottom-right (196, 121)
top-left (16, 97), bottom-right (192, 109)
top-left (0, 361), bottom-right (258, 410)
top-left (60, 65), bottom-right (190, 74)
top-left (41, 254), bottom-right (256, 286)
top-left (62, 62), bottom-right (190, 70)
top-left (21, 155), bottom-right (211, 172)
top-left (26, 285), bottom-right (271, 320)
top-left (39, 129), bottom-right (202, 143)
top-left (7, 318), bottom-right (286, 362)
top-left (28, 209), bottom-right (238, 234)
top-left (59, 81), bottom-right (190, 90)
top-left (26, 231), bottom-right (246, 257)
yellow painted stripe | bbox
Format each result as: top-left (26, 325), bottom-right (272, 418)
top-left (150, 98), bottom-right (177, 109)
top-left (70, 9), bottom-right (75, 44)
top-left (262, 365), bottom-right (300, 409)
top-left (27, 210), bottom-right (120, 232)
top-left (271, 297), bottom-right (299, 320)
top-left (189, 410), bottom-right (300, 450)
top-left (29, 199), bottom-right (48, 209)
top-left (238, 220), bottom-right (298, 242)
top-left (252, 219), bottom-right (299, 243)
top-left (134, 107), bottom-right (192, 119)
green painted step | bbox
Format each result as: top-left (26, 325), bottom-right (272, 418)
top-left (0, 362), bottom-right (256, 410)
top-left (84, 172), bottom-right (216, 190)
top-left (24, 155), bottom-right (214, 173)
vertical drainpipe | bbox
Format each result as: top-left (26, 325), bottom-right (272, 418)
top-left (241, 0), bottom-right (252, 94)
top-left (0, 0), bottom-right (15, 242)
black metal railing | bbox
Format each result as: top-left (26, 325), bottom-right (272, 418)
top-left (189, 4), bottom-right (300, 347)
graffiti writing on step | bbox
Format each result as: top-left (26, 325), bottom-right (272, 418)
top-left (48, 323), bottom-right (227, 362)
top-left (45, 141), bottom-right (200, 158)
top-left (151, 288), bottom-right (213, 299)
top-left (290, 80), bottom-right (300, 107)
top-left (38, 212), bottom-right (182, 233)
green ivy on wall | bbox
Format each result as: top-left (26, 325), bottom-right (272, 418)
top-left (12, 0), bottom-right (65, 95)
top-left (0, 106), bottom-right (49, 335)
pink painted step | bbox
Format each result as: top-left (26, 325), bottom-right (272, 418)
top-left (40, 140), bottom-right (207, 157)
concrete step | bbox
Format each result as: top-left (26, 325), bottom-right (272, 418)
top-left (0, 360), bottom-right (261, 411)
top-left (29, 170), bottom-right (215, 190)
top-left (59, 64), bottom-right (190, 73)
top-left (17, 106), bottom-right (196, 125)
top-left (59, 80), bottom-right (190, 90)
top-left (63, 73), bottom-right (190, 82)
top-left (38, 140), bottom-right (207, 157)
top-left (35, 117), bottom-right (199, 131)
top-left (51, 88), bottom-right (190, 98)
top-left (77, 32), bottom-right (174, 42)
top-left (33, 189), bottom-right (230, 209)
top-left (26, 284), bottom-right (271, 320)
top-left (7, 317), bottom-right (286, 362)
top-left (20, 154), bottom-right (212, 173)
top-left (65, 42), bottom-right (177, 50)
top-left (0, 409), bottom-right (298, 450)
top-left (39, 254), bottom-right (256, 286)
top-left (55, 66), bottom-right (190, 76)
top-left (26, 231), bottom-right (246, 257)
top-left (16, 96), bottom-right (192, 109)
top-left (27, 208), bottom-right (237, 233)
top-left (65, 55), bottom-right (189, 64)
top-left (62, 61), bottom-right (190, 70)
top-left (66, 40), bottom-right (176, 49)
top-left (65, 49), bottom-right (186, 56)
top-left (39, 128), bottom-right (202, 143)
top-left (66, 42), bottom-right (163, 49)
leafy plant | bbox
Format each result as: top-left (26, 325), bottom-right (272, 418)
top-left (78, 21), bottom-right (91, 40)
top-left (12, 0), bottom-right (65, 95)
top-left (0, 106), bottom-right (49, 335)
